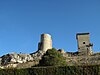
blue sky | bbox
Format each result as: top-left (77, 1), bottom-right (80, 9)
top-left (0, 0), bottom-right (100, 56)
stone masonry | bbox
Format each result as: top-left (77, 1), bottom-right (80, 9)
top-left (38, 34), bottom-right (52, 52)
top-left (76, 33), bottom-right (93, 55)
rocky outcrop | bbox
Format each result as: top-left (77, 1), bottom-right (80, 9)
top-left (0, 50), bottom-right (46, 68)
top-left (10, 53), bottom-right (33, 63)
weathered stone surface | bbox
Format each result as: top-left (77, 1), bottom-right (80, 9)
top-left (0, 49), bottom-right (46, 68)
top-left (10, 53), bottom-right (34, 63)
top-left (65, 53), bottom-right (100, 66)
top-left (38, 34), bottom-right (52, 52)
top-left (58, 49), bottom-right (65, 54)
top-left (76, 33), bottom-right (93, 55)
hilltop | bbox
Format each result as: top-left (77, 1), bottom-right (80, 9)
top-left (0, 33), bottom-right (100, 69)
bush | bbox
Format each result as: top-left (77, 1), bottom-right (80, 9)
top-left (39, 48), bottom-right (67, 66)
top-left (0, 65), bottom-right (99, 75)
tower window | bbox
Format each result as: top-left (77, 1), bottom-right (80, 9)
top-left (83, 42), bottom-right (85, 44)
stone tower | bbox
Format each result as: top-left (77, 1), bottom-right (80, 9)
top-left (38, 34), bottom-right (52, 52)
top-left (76, 33), bottom-right (93, 55)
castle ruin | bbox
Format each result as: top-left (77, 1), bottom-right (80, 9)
top-left (38, 34), bottom-right (52, 52)
top-left (58, 33), bottom-right (93, 56)
top-left (0, 32), bottom-right (97, 68)
top-left (37, 33), bottom-right (93, 56)
top-left (76, 33), bottom-right (93, 55)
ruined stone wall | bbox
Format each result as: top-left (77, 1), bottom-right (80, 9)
top-left (76, 33), bottom-right (93, 55)
top-left (77, 34), bottom-right (90, 50)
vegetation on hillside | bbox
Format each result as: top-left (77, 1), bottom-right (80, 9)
top-left (38, 48), bottom-right (67, 66)
top-left (0, 65), bottom-right (99, 75)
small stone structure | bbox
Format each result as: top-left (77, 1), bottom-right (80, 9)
top-left (38, 34), bottom-right (52, 52)
top-left (58, 49), bottom-right (65, 54)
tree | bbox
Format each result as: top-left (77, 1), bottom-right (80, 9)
top-left (39, 48), bottom-right (67, 66)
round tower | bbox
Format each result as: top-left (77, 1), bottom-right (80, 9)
top-left (38, 34), bottom-right (52, 52)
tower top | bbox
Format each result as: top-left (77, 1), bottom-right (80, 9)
top-left (76, 33), bottom-right (90, 39)
top-left (41, 34), bottom-right (51, 38)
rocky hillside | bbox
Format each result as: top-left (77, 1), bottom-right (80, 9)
top-left (0, 50), bottom-right (46, 69)
top-left (62, 52), bottom-right (100, 66)
top-left (0, 48), bottom-right (100, 69)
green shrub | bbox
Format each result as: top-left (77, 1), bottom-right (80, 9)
top-left (39, 48), bottom-right (67, 66)
top-left (0, 65), bottom-right (99, 75)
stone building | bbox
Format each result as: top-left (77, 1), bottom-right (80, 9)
top-left (63, 33), bottom-right (93, 57)
top-left (76, 33), bottom-right (93, 55)
top-left (38, 34), bottom-right (52, 52)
